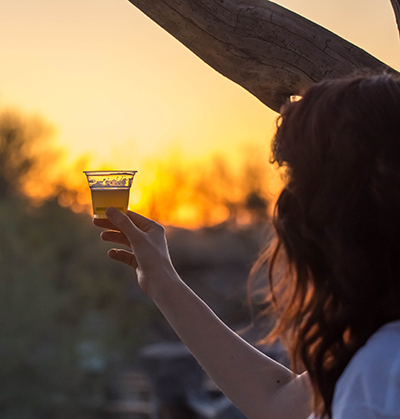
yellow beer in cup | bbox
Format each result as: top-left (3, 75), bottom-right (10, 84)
top-left (84, 171), bottom-right (137, 219)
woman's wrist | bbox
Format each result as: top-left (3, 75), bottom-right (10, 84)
top-left (145, 263), bottom-right (183, 303)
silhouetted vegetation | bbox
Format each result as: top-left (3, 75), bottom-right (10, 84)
top-left (0, 110), bottom-right (61, 200)
top-left (0, 107), bottom-right (273, 418)
top-left (140, 149), bottom-right (274, 228)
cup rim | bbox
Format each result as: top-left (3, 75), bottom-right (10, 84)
top-left (83, 170), bottom-right (137, 176)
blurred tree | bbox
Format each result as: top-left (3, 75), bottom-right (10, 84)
top-left (145, 153), bottom-right (188, 223)
top-left (139, 150), bottom-right (272, 227)
top-left (0, 109), bottom-right (57, 199)
top-left (190, 151), bottom-right (271, 226)
top-left (245, 191), bottom-right (268, 224)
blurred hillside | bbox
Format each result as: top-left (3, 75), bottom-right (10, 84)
top-left (0, 107), bottom-right (278, 418)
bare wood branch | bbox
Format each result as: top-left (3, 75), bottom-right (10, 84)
top-left (127, 0), bottom-right (397, 112)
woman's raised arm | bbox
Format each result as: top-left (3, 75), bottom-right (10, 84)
top-left (93, 207), bottom-right (311, 419)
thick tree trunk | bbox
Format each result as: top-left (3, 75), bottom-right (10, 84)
top-left (126, 0), bottom-right (397, 112)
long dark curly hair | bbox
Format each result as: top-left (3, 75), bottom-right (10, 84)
top-left (256, 73), bottom-right (400, 418)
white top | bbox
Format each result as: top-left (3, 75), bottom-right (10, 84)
top-left (308, 319), bottom-right (400, 419)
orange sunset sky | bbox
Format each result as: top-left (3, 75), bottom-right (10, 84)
top-left (1, 0), bottom-right (400, 226)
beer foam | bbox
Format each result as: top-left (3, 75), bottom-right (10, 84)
top-left (88, 176), bottom-right (132, 189)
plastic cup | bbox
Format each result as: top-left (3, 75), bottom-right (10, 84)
top-left (83, 170), bottom-right (137, 219)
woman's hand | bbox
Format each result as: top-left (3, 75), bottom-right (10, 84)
top-left (93, 207), bottom-right (178, 297)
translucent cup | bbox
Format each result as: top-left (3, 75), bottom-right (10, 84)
top-left (83, 170), bottom-right (137, 219)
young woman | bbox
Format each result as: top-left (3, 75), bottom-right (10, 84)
top-left (94, 73), bottom-right (400, 419)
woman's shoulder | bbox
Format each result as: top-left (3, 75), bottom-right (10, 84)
top-left (347, 319), bottom-right (400, 372)
top-left (332, 319), bottom-right (400, 418)
top-left (355, 319), bottom-right (400, 362)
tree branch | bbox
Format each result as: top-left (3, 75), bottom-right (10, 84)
top-left (127, 0), bottom-right (397, 112)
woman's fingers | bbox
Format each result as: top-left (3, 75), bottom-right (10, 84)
top-left (93, 209), bottom-right (158, 235)
top-left (93, 218), bottom-right (118, 230)
top-left (105, 208), bottom-right (141, 244)
top-left (101, 230), bottom-right (130, 247)
top-left (94, 209), bottom-right (167, 276)
top-left (108, 248), bottom-right (138, 268)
